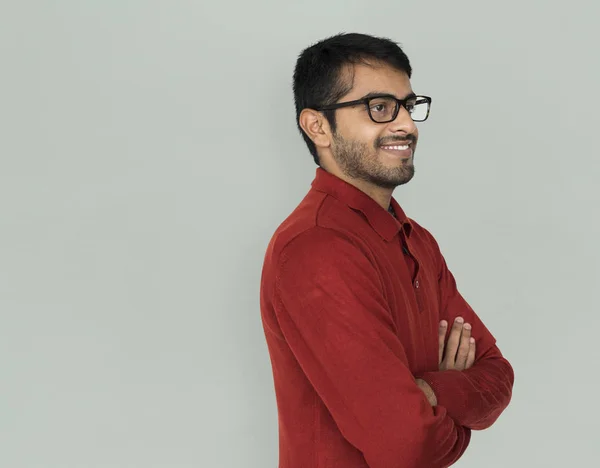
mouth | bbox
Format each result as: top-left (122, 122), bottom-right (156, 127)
top-left (379, 140), bottom-right (413, 158)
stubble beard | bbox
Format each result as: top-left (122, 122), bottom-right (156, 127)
top-left (331, 133), bottom-right (415, 190)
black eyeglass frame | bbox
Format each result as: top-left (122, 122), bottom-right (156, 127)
top-left (315, 93), bottom-right (432, 123)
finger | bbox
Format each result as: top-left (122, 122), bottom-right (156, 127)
top-left (442, 317), bottom-right (464, 369)
top-left (438, 320), bottom-right (448, 364)
top-left (455, 323), bottom-right (472, 370)
top-left (466, 338), bottom-right (476, 369)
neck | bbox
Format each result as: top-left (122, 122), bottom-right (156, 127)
top-left (322, 164), bottom-right (394, 211)
top-left (354, 180), bottom-right (394, 211)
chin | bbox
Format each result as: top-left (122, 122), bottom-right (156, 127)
top-left (391, 167), bottom-right (415, 186)
top-left (369, 169), bottom-right (414, 189)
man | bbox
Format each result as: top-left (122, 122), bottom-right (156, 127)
top-left (260, 33), bottom-right (514, 468)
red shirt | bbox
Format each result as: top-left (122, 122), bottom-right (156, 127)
top-left (260, 168), bottom-right (514, 468)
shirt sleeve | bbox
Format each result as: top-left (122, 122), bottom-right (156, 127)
top-left (273, 227), bottom-right (470, 468)
top-left (416, 234), bottom-right (515, 431)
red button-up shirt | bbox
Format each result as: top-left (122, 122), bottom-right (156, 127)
top-left (260, 168), bottom-right (514, 467)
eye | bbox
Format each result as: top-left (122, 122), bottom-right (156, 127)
top-left (370, 103), bottom-right (387, 113)
top-left (369, 99), bottom-right (392, 114)
top-left (405, 99), bottom-right (417, 113)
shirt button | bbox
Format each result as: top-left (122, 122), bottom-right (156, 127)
top-left (415, 280), bottom-right (420, 289)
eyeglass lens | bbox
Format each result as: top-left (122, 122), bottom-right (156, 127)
top-left (368, 96), bottom-right (429, 122)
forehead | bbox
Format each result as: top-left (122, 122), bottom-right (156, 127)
top-left (342, 61), bottom-right (413, 99)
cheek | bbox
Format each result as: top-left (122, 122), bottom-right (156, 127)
top-left (338, 117), bottom-right (381, 147)
top-left (366, 129), bottom-right (386, 149)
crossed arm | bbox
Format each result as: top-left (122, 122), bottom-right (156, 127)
top-left (415, 233), bottom-right (515, 430)
top-left (416, 316), bottom-right (478, 407)
top-left (274, 227), bottom-right (513, 467)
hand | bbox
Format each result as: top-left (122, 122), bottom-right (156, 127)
top-left (415, 378), bottom-right (437, 406)
top-left (438, 317), bottom-right (476, 371)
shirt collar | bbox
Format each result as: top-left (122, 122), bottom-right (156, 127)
top-left (311, 167), bottom-right (412, 242)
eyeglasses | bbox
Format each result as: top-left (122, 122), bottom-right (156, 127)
top-left (315, 93), bottom-right (432, 123)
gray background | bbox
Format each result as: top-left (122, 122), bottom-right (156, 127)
top-left (1, 1), bottom-right (598, 467)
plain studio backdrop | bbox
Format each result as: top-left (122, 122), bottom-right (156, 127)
top-left (1, 1), bottom-right (598, 467)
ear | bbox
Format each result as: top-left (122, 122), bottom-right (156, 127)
top-left (299, 108), bottom-right (332, 150)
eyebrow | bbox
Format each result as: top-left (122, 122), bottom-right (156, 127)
top-left (360, 91), bottom-right (417, 101)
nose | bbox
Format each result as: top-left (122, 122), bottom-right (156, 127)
top-left (388, 105), bottom-right (418, 135)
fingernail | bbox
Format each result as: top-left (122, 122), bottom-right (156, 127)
top-left (463, 323), bottom-right (471, 330)
top-left (440, 320), bottom-right (447, 327)
top-left (455, 317), bottom-right (464, 324)
top-left (470, 338), bottom-right (475, 343)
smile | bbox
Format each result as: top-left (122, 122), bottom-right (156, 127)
top-left (381, 144), bottom-right (410, 151)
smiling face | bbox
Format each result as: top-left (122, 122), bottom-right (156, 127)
top-left (320, 62), bottom-right (420, 190)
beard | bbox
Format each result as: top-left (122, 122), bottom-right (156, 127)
top-left (330, 132), bottom-right (416, 190)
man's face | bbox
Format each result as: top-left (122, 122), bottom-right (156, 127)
top-left (327, 62), bottom-right (419, 189)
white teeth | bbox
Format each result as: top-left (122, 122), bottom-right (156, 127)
top-left (382, 145), bottom-right (409, 150)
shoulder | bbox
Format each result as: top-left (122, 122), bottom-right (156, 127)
top-left (267, 192), bottom-right (372, 265)
top-left (272, 225), bottom-right (379, 287)
top-left (273, 226), bottom-right (384, 298)
top-left (275, 226), bottom-right (366, 274)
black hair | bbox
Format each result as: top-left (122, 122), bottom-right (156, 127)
top-left (293, 32), bottom-right (413, 165)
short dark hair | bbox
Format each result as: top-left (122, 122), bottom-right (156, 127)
top-left (293, 33), bottom-right (413, 165)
